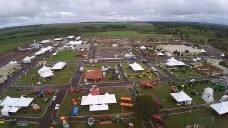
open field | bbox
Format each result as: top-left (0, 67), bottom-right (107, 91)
top-left (121, 63), bottom-right (158, 82)
top-left (51, 118), bottom-right (143, 128)
top-left (0, 35), bottom-right (56, 54)
top-left (14, 65), bottom-right (77, 86)
top-left (57, 88), bottom-right (131, 116)
top-left (138, 83), bottom-right (223, 109)
top-left (0, 90), bottom-right (53, 117)
top-left (84, 31), bottom-right (151, 37)
top-left (47, 51), bottom-right (78, 62)
top-left (170, 67), bottom-right (202, 78)
top-left (163, 108), bottom-right (228, 128)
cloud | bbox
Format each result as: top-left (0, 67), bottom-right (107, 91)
top-left (0, 0), bottom-right (228, 28)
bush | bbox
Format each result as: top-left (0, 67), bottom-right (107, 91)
top-left (219, 61), bottom-right (228, 67)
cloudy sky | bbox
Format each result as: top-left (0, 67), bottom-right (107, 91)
top-left (0, 0), bottom-right (228, 28)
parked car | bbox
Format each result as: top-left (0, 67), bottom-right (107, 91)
top-left (55, 104), bottom-right (60, 110)
top-left (52, 95), bottom-right (57, 101)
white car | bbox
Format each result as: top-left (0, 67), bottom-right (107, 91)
top-left (52, 95), bottom-right (57, 101)
top-left (55, 104), bottom-right (60, 110)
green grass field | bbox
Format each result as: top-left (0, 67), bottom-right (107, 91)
top-left (171, 67), bottom-right (202, 78)
top-left (57, 88), bottom-right (131, 116)
top-left (14, 65), bottom-right (77, 86)
top-left (47, 51), bottom-right (78, 62)
top-left (121, 63), bottom-right (158, 82)
top-left (84, 31), bottom-right (151, 37)
top-left (0, 35), bottom-right (55, 54)
top-left (138, 83), bottom-right (223, 109)
top-left (163, 108), bottom-right (228, 128)
top-left (0, 90), bottom-right (53, 117)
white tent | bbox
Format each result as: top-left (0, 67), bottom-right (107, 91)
top-left (0, 96), bottom-right (19, 106)
top-left (66, 35), bottom-right (75, 39)
top-left (202, 87), bottom-right (214, 103)
top-left (34, 46), bottom-right (53, 56)
top-left (89, 104), bottom-right (109, 111)
top-left (170, 91), bottom-right (193, 105)
top-left (1, 106), bottom-right (11, 116)
top-left (9, 106), bottom-right (20, 113)
top-left (99, 93), bottom-right (117, 104)
top-left (22, 56), bottom-right (32, 64)
top-left (112, 44), bottom-right (118, 47)
top-left (140, 46), bottom-right (146, 50)
top-left (81, 93), bottom-right (117, 105)
top-left (54, 38), bottom-right (63, 41)
top-left (165, 52), bottom-right (172, 57)
top-left (165, 57), bottom-right (186, 67)
top-left (51, 62), bottom-right (66, 70)
top-left (13, 96), bottom-right (34, 107)
top-left (157, 52), bottom-right (165, 56)
top-left (40, 40), bottom-right (50, 44)
top-left (201, 49), bottom-right (206, 53)
top-left (81, 94), bottom-right (99, 105)
top-left (38, 66), bottom-right (51, 75)
top-left (68, 40), bottom-right (82, 45)
top-left (210, 101), bottom-right (228, 115)
top-left (129, 62), bottom-right (144, 71)
top-left (196, 57), bottom-right (201, 60)
top-left (40, 70), bottom-right (54, 78)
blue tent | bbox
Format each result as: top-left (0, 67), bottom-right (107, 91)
top-left (73, 107), bottom-right (79, 116)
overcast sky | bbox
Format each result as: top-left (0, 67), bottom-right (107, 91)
top-left (0, 0), bottom-right (228, 28)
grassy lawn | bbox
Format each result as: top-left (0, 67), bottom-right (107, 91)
top-left (170, 67), bottom-right (202, 78)
top-left (47, 51), bottom-right (78, 62)
top-left (57, 88), bottom-right (131, 116)
top-left (84, 31), bottom-right (151, 37)
top-left (121, 63), bottom-right (158, 82)
top-left (0, 90), bottom-right (53, 117)
top-left (138, 83), bottom-right (223, 109)
top-left (0, 122), bottom-right (38, 128)
top-left (149, 63), bottom-right (168, 77)
top-left (51, 118), bottom-right (143, 128)
top-left (163, 108), bottom-right (228, 128)
top-left (14, 65), bottom-right (77, 86)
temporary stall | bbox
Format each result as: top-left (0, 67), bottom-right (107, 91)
top-left (13, 96), bottom-right (34, 107)
top-left (129, 62), bottom-right (144, 71)
top-left (202, 87), bottom-right (214, 103)
top-left (66, 35), bottom-right (75, 40)
top-left (54, 38), bottom-right (63, 41)
top-left (38, 66), bottom-right (51, 75)
top-left (165, 57), bottom-right (186, 67)
top-left (157, 52), bottom-right (165, 56)
top-left (40, 70), bottom-right (54, 78)
top-left (98, 93), bottom-right (117, 104)
top-left (140, 46), bottom-right (146, 50)
top-left (112, 44), bottom-right (118, 47)
top-left (165, 52), bottom-right (172, 57)
top-left (68, 40), bottom-right (82, 45)
top-left (34, 46), bottom-right (53, 56)
top-left (170, 91), bottom-right (193, 105)
top-left (210, 101), bottom-right (228, 115)
top-left (201, 49), bottom-right (206, 53)
top-left (39, 40), bottom-right (50, 44)
top-left (22, 56), bottom-right (32, 64)
top-left (51, 62), bottom-right (66, 70)
top-left (89, 104), bottom-right (109, 111)
top-left (9, 106), bottom-right (20, 113)
top-left (1, 106), bottom-right (11, 116)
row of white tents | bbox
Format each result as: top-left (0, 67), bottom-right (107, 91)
top-left (34, 46), bottom-right (53, 56)
top-left (38, 62), bottom-right (66, 78)
top-left (81, 93), bottom-right (117, 111)
top-left (0, 96), bottom-right (34, 116)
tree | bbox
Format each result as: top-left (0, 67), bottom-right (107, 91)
top-left (185, 50), bottom-right (189, 54)
top-left (133, 95), bottom-right (159, 120)
top-left (219, 61), bottom-right (228, 67)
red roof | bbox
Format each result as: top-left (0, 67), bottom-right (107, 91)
top-left (84, 68), bottom-right (102, 79)
top-left (77, 50), bottom-right (88, 57)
